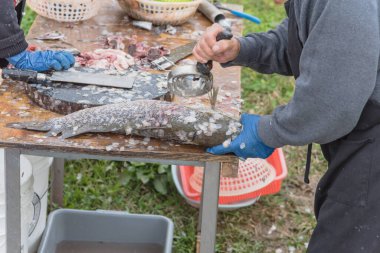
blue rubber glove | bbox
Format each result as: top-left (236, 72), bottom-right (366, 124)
top-left (6, 50), bottom-right (75, 72)
top-left (207, 114), bottom-right (275, 159)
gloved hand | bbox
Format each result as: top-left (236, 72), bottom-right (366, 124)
top-left (207, 114), bottom-right (275, 159)
top-left (6, 50), bottom-right (75, 72)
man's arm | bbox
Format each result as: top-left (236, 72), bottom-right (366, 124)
top-left (258, 0), bottom-right (379, 147)
top-left (0, 0), bottom-right (28, 59)
top-left (223, 18), bottom-right (293, 76)
top-left (0, 0), bottom-right (75, 71)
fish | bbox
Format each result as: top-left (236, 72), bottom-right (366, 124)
top-left (7, 100), bottom-right (242, 147)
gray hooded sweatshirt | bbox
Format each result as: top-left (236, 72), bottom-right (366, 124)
top-left (225, 0), bottom-right (380, 148)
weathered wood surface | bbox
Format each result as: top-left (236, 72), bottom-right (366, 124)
top-left (221, 162), bottom-right (239, 178)
top-left (0, 1), bottom-right (243, 164)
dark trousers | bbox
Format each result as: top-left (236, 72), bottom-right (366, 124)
top-left (307, 103), bottom-right (380, 252)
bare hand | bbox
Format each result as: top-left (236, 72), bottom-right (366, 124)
top-left (193, 24), bottom-right (241, 64)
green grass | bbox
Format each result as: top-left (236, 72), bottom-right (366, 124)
top-left (21, 2), bottom-right (327, 252)
top-left (21, 6), bottom-right (37, 35)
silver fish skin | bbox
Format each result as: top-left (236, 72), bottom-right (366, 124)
top-left (7, 100), bottom-right (242, 147)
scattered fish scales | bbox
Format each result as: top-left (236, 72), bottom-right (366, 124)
top-left (17, 111), bottom-right (31, 117)
top-left (223, 139), bottom-right (232, 148)
top-left (98, 96), bottom-right (108, 104)
top-left (7, 100), bottom-right (242, 147)
top-left (184, 115), bottom-right (197, 123)
top-left (128, 138), bottom-right (139, 145)
top-left (30, 134), bottom-right (47, 139)
top-left (77, 100), bottom-right (91, 104)
top-left (111, 142), bottom-right (120, 147)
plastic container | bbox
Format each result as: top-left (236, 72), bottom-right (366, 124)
top-left (178, 148), bottom-right (288, 204)
top-left (171, 165), bottom-right (259, 211)
top-left (187, 158), bottom-right (276, 203)
top-left (0, 150), bottom-right (53, 253)
top-left (38, 209), bottom-right (174, 253)
top-left (27, 156), bottom-right (52, 253)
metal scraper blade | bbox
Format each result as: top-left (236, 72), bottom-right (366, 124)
top-left (50, 71), bottom-right (135, 89)
top-left (151, 40), bottom-right (197, 70)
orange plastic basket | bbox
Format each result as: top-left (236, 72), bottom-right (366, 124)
top-left (179, 148), bottom-right (287, 204)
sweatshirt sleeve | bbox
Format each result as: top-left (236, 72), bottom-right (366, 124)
top-left (0, 0), bottom-right (28, 59)
top-left (258, 0), bottom-right (380, 148)
top-left (222, 18), bottom-right (293, 76)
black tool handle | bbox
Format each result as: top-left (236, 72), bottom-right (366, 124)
top-left (1, 68), bottom-right (39, 83)
top-left (196, 29), bottom-right (234, 75)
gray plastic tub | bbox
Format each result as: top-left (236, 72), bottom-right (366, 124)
top-left (38, 209), bottom-right (174, 253)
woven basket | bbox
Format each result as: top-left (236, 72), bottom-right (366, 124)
top-left (189, 159), bottom-right (276, 198)
top-left (27, 0), bottom-right (100, 22)
top-left (171, 165), bottom-right (259, 210)
top-left (117, 0), bottom-right (201, 25)
top-left (178, 149), bottom-right (288, 204)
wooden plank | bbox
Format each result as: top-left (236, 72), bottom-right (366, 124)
top-left (221, 161), bottom-right (239, 178)
top-left (50, 158), bottom-right (65, 208)
top-left (0, 2), bottom-right (243, 163)
top-left (0, 82), bottom-right (236, 162)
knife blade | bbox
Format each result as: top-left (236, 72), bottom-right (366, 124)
top-left (151, 40), bottom-right (197, 70)
top-left (1, 68), bottom-right (135, 89)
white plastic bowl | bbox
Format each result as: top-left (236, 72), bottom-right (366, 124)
top-left (171, 166), bottom-right (259, 211)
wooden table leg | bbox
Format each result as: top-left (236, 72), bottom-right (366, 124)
top-left (5, 148), bottom-right (21, 253)
top-left (50, 158), bottom-right (65, 208)
top-left (198, 162), bottom-right (221, 253)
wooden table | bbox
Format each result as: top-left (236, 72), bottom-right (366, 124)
top-left (3, 1), bottom-right (243, 253)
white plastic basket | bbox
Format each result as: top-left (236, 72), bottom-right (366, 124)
top-left (117, 0), bottom-right (201, 25)
top-left (27, 0), bottom-right (100, 22)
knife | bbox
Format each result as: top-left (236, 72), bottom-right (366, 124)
top-left (1, 68), bottom-right (136, 89)
top-left (151, 40), bottom-right (197, 70)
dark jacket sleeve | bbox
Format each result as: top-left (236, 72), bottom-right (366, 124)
top-left (258, 0), bottom-right (380, 147)
top-left (222, 18), bottom-right (293, 76)
top-left (0, 0), bottom-right (28, 59)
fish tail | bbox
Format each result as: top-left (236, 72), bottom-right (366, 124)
top-left (6, 121), bottom-right (52, 132)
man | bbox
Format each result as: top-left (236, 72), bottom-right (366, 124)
top-left (1, 0), bottom-right (75, 71)
top-left (193, 0), bottom-right (380, 252)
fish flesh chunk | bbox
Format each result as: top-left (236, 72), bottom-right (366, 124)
top-left (7, 100), bottom-right (242, 147)
top-left (76, 49), bottom-right (135, 73)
